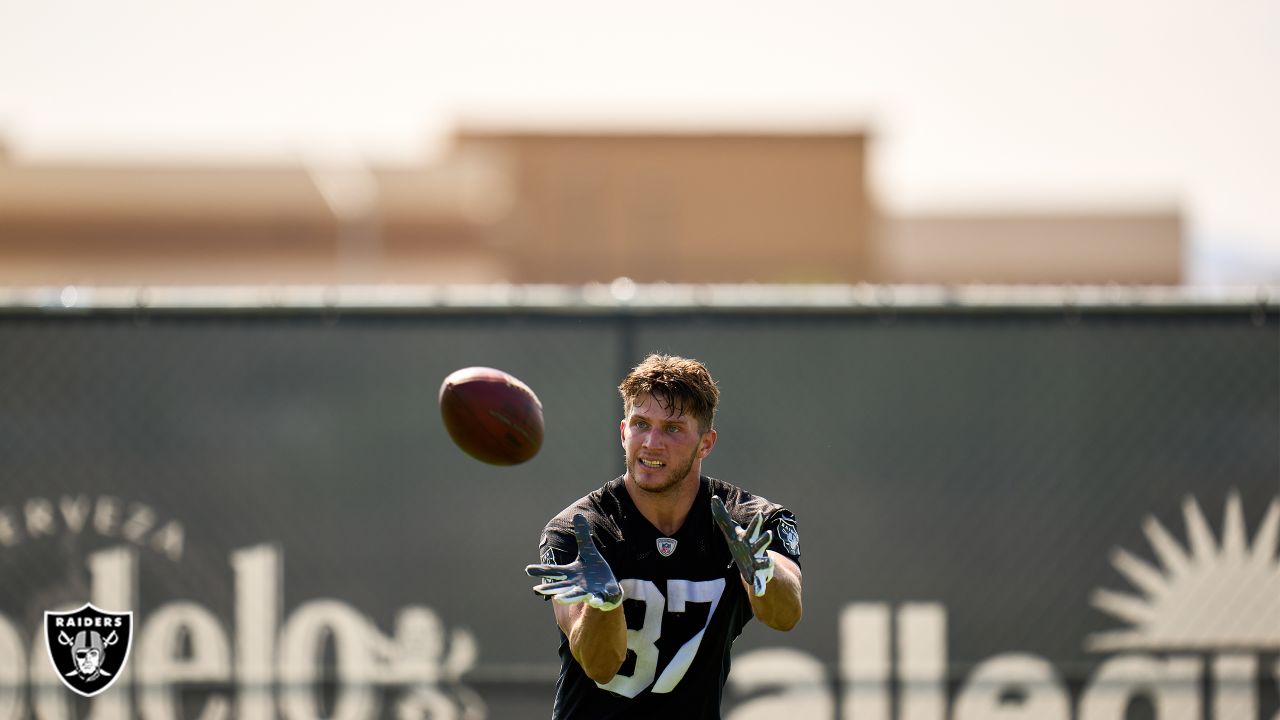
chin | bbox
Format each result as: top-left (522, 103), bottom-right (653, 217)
top-left (629, 466), bottom-right (672, 492)
top-left (646, 481), bottom-right (681, 495)
top-left (634, 475), bottom-right (673, 493)
top-left (635, 470), bottom-right (695, 496)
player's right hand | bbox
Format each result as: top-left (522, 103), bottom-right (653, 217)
top-left (525, 514), bottom-right (624, 611)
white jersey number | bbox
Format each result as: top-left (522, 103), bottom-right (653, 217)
top-left (596, 578), bottom-right (726, 698)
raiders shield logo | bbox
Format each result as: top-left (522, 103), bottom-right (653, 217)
top-left (656, 537), bottom-right (678, 557)
top-left (44, 603), bottom-right (133, 697)
top-left (777, 516), bottom-right (801, 557)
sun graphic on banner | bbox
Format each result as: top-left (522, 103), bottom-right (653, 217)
top-left (1087, 491), bottom-right (1280, 652)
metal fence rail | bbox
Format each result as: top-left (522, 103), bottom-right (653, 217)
top-left (1, 282), bottom-right (1277, 313)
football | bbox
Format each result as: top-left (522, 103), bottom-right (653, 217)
top-left (439, 367), bottom-right (544, 465)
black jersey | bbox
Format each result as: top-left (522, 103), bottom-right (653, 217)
top-left (537, 475), bottom-right (801, 720)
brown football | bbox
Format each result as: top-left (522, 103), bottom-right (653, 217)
top-left (439, 367), bottom-right (544, 465)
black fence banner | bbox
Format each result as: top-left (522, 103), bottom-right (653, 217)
top-left (1, 302), bottom-right (1277, 719)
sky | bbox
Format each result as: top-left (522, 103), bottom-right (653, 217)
top-left (1, 0), bottom-right (1278, 284)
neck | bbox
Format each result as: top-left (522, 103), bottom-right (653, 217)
top-left (623, 471), bottom-right (702, 536)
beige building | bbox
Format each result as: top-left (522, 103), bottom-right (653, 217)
top-left (877, 211), bottom-right (1182, 285)
top-left (460, 131), bottom-right (873, 284)
top-left (0, 130), bottom-right (1182, 287)
top-left (0, 141), bottom-right (507, 286)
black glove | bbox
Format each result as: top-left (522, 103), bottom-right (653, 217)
top-left (525, 514), bottom-right (624, 611)
top-left (711, 495), bottom-right (775, 596)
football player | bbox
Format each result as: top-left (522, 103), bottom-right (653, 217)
top-left (526, 354), bottom-right (803, 718)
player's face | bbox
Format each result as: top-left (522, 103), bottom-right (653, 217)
top-left (76, 648), bottom-right (100, 675)
top-left (622, 393), bottom-right (716, 495)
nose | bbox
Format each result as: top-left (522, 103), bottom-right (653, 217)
top-left (639, 426), bottom-right (663, 449)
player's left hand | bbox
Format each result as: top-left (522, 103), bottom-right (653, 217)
top-left (525, 514), bottom-right (624, 611)
top-left (711, 495), bottom-right (775, 597)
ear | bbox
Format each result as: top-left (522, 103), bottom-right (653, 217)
top-left (698, 429), bottom-right (717, 458)
top-left (620, 417), bottom-right (627, 446)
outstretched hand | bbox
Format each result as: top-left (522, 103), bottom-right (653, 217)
top-left (525, 514), bottom-right (624, 611)
top-left (711, 495), bottom-right (775, 597)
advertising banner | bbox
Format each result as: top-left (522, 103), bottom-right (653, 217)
top-left (0, 306), bottom-right (1276, 718)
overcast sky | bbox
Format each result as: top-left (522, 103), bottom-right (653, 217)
top-left (2, 0), bottom-right (1277, 284)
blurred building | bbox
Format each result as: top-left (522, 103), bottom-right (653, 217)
top-left (0, 130), bottom-right (1182, 286)
top-left (0, 141), bottom-right (509, 286)
top-left (462, 131), bottom-right (873, 284)
top-left (877, 211), bottom-right (1182, 285)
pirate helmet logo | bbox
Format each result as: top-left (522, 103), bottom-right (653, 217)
top-left (44, 603), bottom-right (133, 697)
top-left (776, 516), bottom-right (800, 556)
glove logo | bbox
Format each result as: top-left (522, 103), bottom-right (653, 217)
top-left (656, 537), bottom-right (678, 557)
top-left (44, 603), bottom-right (133, 698)
top-left (777, 517), bottom-right (800, 556)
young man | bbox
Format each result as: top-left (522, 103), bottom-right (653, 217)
top-left (525, 354), bottom-right (803, 718)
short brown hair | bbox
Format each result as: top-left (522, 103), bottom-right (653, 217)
top-left (618, 354), bottom-right (720, 432)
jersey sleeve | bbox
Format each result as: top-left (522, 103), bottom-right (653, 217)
top-left (537, 521), bottom-right (577, 567)
top-left (715, 478), bottom-right (802, 568)
top-left (763, 508), bottom-right (801, 566)
top-left (536, 486), bottom-right (620, 569)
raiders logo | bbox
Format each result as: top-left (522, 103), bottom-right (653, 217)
top-left (44, 603), bottom-right (133, 697)
top-left (656, 537), bottom-right (678, 557)
top-left (776, 517), bottom-right (801, 556)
